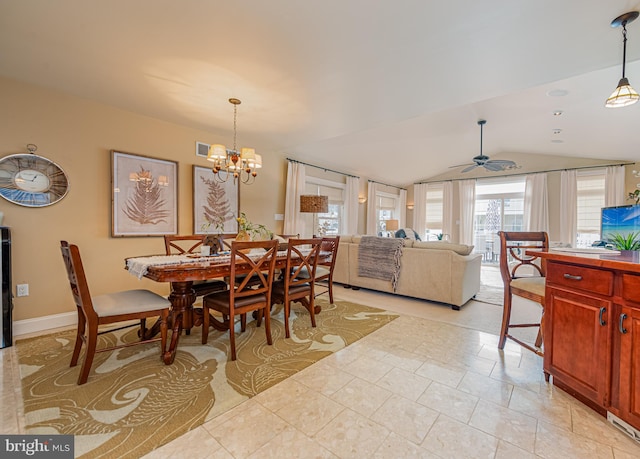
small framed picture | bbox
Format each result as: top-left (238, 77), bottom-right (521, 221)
top-left (111, 151), bottom-right (178, 237)
top-left (193, 165), bottom-right (239, 234)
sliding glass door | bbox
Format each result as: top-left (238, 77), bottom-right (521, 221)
top-left (473, 178), bottom-right (525, 264)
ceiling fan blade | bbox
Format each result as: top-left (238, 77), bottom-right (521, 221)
top-left (448, 163), bottom-right (474, 169)
top-left (485, 159), bottom-right (516, 166)
top-left (483, 162), bottom-right (506, 172)
top-left (461, 164), bottom-right (478, 173)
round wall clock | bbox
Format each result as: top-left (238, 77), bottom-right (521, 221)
top-left (0, 145), bottom-right (69, 207)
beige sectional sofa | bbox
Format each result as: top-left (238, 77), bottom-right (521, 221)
top-left (332, 235), bottom-right (483, 309)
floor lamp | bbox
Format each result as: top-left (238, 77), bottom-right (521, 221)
top-left (300, 195), bottom-right (329, 236)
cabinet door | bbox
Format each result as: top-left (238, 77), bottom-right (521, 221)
top-left (545, 287), bottom-right (612, 407)
top-left (618, 306), bottom-right (640, 429)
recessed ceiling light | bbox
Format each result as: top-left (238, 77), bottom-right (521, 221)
top-left (547, 89), bottom-right (569, 97)
top-left (553, 110), bottom-right (563, 116)
top-left (553, 129), bottom-right (562, 134)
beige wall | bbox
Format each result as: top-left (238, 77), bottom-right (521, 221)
top-left (0, 77), bottom-right (288, 321)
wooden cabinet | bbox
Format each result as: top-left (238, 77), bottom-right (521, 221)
top-left (617, 274), bottom-right (640, 429)
top-left (539, 252), bottom-right (640, 431)
top-left (545, 284), bottom-right (612, 410)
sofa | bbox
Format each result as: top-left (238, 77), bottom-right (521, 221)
top-left (332, 235), bottom-right (482, 309)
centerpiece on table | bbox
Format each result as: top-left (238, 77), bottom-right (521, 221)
top-left (201, 215), bottom-right (227, 255)
top-left (236, 212), bottom-right (272, 241)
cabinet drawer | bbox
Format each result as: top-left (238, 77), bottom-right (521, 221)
top-left (622, 274), bottom-right (640, 303)
top-left (547, 262), bottom-right (613, 296)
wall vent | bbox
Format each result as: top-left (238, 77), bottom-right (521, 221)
top-left (607, 412), bottom-right (640, 443)
top-left (196, 141), bottom-right (210, 158)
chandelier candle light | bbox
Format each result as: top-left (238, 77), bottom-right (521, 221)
top-left (207, 98), bottom-right (262, 184)
top-left (606, 11), bottom-right (640, 108)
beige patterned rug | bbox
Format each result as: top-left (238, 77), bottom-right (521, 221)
top-left (16, 300), bottom-right (397, 459)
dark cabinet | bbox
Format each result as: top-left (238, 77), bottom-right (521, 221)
top-left (1, 227), bottom-right (11, 348)
top-left (543, 257), bottom-right (640, 430)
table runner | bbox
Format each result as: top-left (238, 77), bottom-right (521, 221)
top-left (126, 254), bottom-right (200, 279)
top-left (126, 249), bottom-right (282, 279)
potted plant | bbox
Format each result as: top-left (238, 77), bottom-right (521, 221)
top-left (606, 231), bottom-right (640, 251)
top-left (236, 212), bottom-right (272, 241)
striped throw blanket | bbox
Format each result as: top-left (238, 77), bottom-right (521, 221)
top-left (357, 236), bottom-right (404, 291)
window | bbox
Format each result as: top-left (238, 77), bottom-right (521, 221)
top-left (474, 177), bottom-right (525, 263)
top-left (424, 183), bottom-right (444, 240)
top-left (376, 192), bottom-right (399, 235)
top-left (303, 178), bottom-right (344, 236)
top-left (576, 169), bottom-right (605, 248)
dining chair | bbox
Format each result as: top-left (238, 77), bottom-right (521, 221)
top-left (61, 241), bottom-right (171, 385)
top-left (497, 231), bottom-right (549, 360)
top-left (271, 238), bottom-right (322, 338)
top-left (313, 236), bottom-right (340, 303)
top-left (163, 234), bottom-right (228, 296)
top-left (201, 239), bottom-right (278, 360)
top-left (299, 236), bottom-right (340, 303)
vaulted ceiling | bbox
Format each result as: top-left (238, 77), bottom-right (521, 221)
top-left (1, 1), bottom-right (639, 186)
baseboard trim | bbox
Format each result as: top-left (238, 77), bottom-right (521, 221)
top-left (14, 312), bottom-right (77, 337)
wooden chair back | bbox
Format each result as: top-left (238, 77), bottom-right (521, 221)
top-left (61, 240), bottom-right (97, 321)
top-left (164, 234), bottom-right (205, 255)
top-left (164, 234), bottom-right (238, 255)
top-left (229, 239), bottom-right (279, 302)
top-left (318, 236), bottom-right (340, 270)
top-left (498, 231), bottom-right (549, 286)
top-left (283, 238), bottom-right (322, 290)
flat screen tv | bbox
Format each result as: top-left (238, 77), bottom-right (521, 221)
top-left (600, 205), bottom-right (640, 243)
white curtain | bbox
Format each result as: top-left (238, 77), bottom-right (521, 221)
top-left (605, 165), bottom-right (625, 207)
top-left (343, 175), bottom-right (360, 234)
top-left (412, 183), bottom-right (428, 239)
top-left (523, 173), bottom-right (549, 232)
top-left (283, 161), bottom-right (306, 235)
top-left (560, 169), bottom-right (577, 246)
top-left (443, 181), bottom-right (454, 242)
top-left (399, 188), bottom-right (407, 228)
top-left (366, 181), bottom-right (379, 235)
top-left (458, 179), bottom-right (475, 245)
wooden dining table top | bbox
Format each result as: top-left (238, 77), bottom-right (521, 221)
top-left (126, 249), bottom-right (328, 284)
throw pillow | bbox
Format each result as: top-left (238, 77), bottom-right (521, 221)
top-left (394, 228), bottom-right (422, 241)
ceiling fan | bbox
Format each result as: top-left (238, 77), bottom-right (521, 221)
top-left (453, 120), bottom-right (518, 173)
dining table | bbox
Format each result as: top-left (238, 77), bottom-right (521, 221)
top-left (125, 249), bottom-right (325, 364)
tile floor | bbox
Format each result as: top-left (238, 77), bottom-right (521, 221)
top-left (2, 276), bottom-right (640, 458)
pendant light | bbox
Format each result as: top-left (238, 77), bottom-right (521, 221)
top-left (605, 11), bottom-right (640, 108)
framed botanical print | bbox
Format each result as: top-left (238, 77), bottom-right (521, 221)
top-left (111, 151), bottom-right (178, 237)
top-left (193, 165), bottom-right (239, 234)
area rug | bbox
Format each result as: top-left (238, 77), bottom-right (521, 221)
top-left (16, 300), bottom-right (397, 459)
top-left (474, 282), bottom-right (504, 306)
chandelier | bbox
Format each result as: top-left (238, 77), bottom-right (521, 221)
top-left (207, 98), bottom-right (262, 184)
top-left (605, 11), bottom-right (639, 108)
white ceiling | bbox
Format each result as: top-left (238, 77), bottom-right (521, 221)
top-left (1, 0), bottom-right (640, 186)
